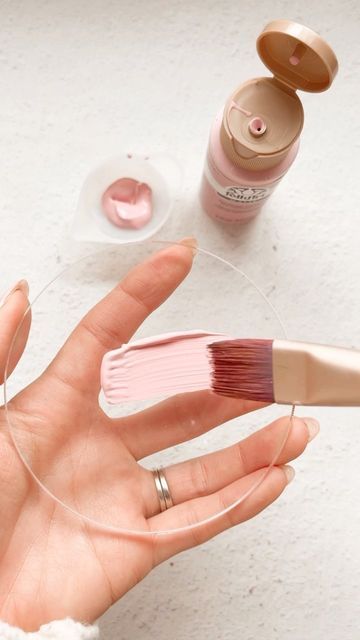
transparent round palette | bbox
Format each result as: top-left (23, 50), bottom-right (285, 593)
top-left (3, 241), bottom-right (295, 537)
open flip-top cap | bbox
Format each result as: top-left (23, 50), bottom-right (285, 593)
top-left (257, 19), bottom-right (338, 92)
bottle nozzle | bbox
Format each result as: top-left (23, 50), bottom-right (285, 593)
top-left (248, 116), bottom-right (267, 137)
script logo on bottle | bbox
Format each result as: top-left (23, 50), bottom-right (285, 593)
top-left (223, 186), bottom-right (269, 202)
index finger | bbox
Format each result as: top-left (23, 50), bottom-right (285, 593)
top-left (46, 239), bottom-right (197, 394)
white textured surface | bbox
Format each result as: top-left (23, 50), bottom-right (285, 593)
top-left (1, 1), bottom-right (360, 639)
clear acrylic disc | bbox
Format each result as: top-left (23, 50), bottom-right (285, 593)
top-left (3, 240), bottom-right (295, 537)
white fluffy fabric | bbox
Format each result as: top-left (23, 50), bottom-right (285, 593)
top-left (0, 619), bottom-right (99, 639)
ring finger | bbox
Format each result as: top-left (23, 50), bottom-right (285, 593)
top-left (142, 415), bottom-right (318, 518)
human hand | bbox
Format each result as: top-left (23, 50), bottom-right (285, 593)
top-left (0, 240), bottom-right (319, 631)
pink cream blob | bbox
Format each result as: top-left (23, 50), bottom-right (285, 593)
top-left (101, 178), bottom-right (153, 230)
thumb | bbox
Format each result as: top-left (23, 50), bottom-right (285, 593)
top-left (0, 280), bottom-right (31, 384)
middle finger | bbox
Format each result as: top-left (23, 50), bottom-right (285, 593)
top-left (117, 390), bottom-right (267, 459)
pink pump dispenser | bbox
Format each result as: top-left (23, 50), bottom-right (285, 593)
top-left (200, 20), bottom-right (338, 223)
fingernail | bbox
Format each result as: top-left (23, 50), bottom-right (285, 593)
top-left (281, 465), bottom-right (295, 484)
top-left (0, 279), bottom-right (29, 308)
top-left (179, 236), bottom-right (198, 256)
top-left (303, 417), bottom-right (320, 442)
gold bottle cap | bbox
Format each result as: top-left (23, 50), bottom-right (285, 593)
top-left (221, 20), bottom-right (338, 171)
top-left (257, 19), bottom-right (338, 93)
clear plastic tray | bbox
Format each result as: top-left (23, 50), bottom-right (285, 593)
top-left (3, 240), bottom-right (295, 537)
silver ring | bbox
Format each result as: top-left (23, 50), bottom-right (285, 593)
top-left (152, 467), bottom-right (174, 512)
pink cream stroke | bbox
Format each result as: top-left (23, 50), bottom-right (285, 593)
top-left (101, 330), bottom-right (227, 404)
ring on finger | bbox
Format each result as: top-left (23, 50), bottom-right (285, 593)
top-left (152, 467), bottom-right (174, 512)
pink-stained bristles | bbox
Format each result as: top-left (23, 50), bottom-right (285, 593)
top-left (207, 339), bottom-right (275, 402)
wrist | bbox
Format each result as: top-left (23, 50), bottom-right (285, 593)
top-left (0, 618), bottom-right (99, 639)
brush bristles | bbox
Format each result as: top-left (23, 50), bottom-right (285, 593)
top-left (208, 339), bottom-right (275, 402)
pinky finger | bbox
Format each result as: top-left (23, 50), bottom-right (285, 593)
top-left (149, 465), bottom-right (294, 565)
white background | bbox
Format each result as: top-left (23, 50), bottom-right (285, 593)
top-left (1, 1), bottom-right (360, 638)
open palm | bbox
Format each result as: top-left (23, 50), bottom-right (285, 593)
top-left (0, 241), bottom-right (315, 631)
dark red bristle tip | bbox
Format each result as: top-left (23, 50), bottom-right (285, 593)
top-left (207, 339), bottom-right (275, 402)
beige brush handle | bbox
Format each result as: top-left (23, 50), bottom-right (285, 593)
top-left (273, 340), bottom-right (360, 406)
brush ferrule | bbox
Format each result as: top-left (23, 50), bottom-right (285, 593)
top-left (273, 340), bottom-right (360, 406)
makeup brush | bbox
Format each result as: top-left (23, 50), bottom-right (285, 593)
top-left (101, 332), bottom-right (360, 406)
top-left (208, 338), bottom-right (360, 406)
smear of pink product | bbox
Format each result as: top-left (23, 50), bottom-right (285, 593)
top-left (101, 330), bottom-right (226, 403)
top-left (200, 111), bottom-right (299, 224)
top-left (102, 178), bottom-right (152, 229)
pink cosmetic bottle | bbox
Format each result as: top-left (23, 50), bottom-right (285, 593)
top-left (200, 20), bottom-right (338, 223)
